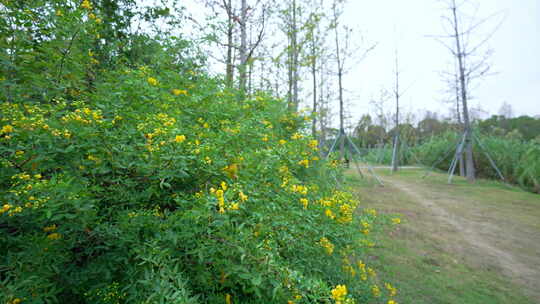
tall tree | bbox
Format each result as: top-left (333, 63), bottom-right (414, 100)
top-left (391, 48), bottom-right (401, 172)
top-left (436, 0), bottom-right (503, 182)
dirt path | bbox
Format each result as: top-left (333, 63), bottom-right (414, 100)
top-left (382, 175), bottom-right (540, 302)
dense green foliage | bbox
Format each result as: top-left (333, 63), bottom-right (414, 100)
top-left (412, 132), bottom-right (540, 193)
top-left (479, 115), bottom-right (540, 141)
top-left (0, 1), bottom-right (398, 303)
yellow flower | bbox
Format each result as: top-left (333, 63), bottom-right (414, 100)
top-left (298, 159), bottom-right (309, 168)
top-left (56, 9), bottom-right (63, 16)
top-left (2, 204), bottom-right (12, 213)
top-left (1, 124), bottom-right (14, 134)
top-left (81, 0), bottom-right (92, 9)
top-left (262, 135), bottom-right (269, 142)
top-left (388, 300), bottom-right (398, 304)
top-left (223, 163), bottom-right (238, 179)
top-left (44, 224), bottom-right (57, 232)
top-left (95, 18), bottom-right (102, 24)
top-left (279, 139), bottom-right (287, 145)
top-left (172, 89), bottom-right (188, 96)
top-left (392, 217), bottom-right (401, 224)
top-left (87, 155), bottom-right (100, 162)
top-left (220, 181), bottom-right (227, 191)
top-left (325, 209), bottom-right (335, 219)
top-left (331, 284), bottom-right (347, 302)
top-left (15, 150), bottom-right (24, 156)
top-left (11, 299), bottom-right (22, 304)
top-left (319, 237), bottom-right (334, 255)
top-left (299, 198), bottom-right (308, 209)
top-left (225, 294), bottom-right (232, 304)
top-left (47, 233), bottom-right (62, 240)
top-left (175, 135), bottom-right (186, 143)
top-left (371, 285), bottom-right (381, 297)
top-left (147, 77), bottom-right (158, 86)
top-left (229, 203), bottom-right (239, 210)
top-left (88, 12), bottom-right (96, 19)
top-left (308, 139), bottom-right (318, 149)
top-left (291, 133), bottom-right (303, 140)
top-left (238, 191), bottom-right (248, 202)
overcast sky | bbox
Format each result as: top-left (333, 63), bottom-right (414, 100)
top-left (182, 0), bottom-right (539, 123)
top-left (337, 0), bottom-right (539, 121)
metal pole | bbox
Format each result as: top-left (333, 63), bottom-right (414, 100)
top-left (346, 135), bottom-right (384, 186)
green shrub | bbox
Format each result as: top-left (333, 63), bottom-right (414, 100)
top-left (0, 60), bottom-right (397, 304)
top-left (412, 131), bottom-right (540, 193)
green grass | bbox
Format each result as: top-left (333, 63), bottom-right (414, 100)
top-left (348, 168), bottom-right (540, 304)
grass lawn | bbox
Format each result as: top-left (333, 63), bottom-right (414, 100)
top-left (347, 168), bottom-right (540, 304)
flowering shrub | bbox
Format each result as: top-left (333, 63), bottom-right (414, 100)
top-left (0, 1), bottom-right (398, 303)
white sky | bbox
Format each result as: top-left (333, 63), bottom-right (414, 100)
top-left (181, 0), bottom-right (539, 123)
top-left (338, 0), bottom-right (540, 121)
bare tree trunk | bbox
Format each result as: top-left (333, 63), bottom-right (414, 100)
top-left (455, 61), bottom-right (466, 177)
top-left (391, 49), bottom-right (400, 172)
top-left (311, 53), bottom-right (317, 137)
top-left (225, 0), bottom-right (234, 87)
top-left (319, 62), bottom-right (327, 148)
top-left (452, 0), bottom-right (475, 181)
top-left (286, 0), bottom-right (298, 111)
top-left (238, 0), bottom-right (248, 97)
top-left (292, 0), bottom-right (299, 111)
top-left (334, 19), bottom-right (345, 160)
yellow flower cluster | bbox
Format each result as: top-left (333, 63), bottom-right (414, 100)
top-left (361, 220), bottom-right (371, 235)
top-left (330, 284), bottom-right (347, 303)
top-left (290, 184), bottom-right (308, 195)
top-left (308, 139), bottom-right (318, 149)
top-left (61, 107), bottom-right (103, 124)
top-left (325, 208), bottom-right (335, 219)
top-left (238, 191), bottom-right (248, 202)
top-left (212, 182), bottom-right (244, 213)
top-left (172, 89), bottom-right (188, 96)
top-left (6, 298), bottom-right (22, 304)
top-left (298, 159), bottom-right (309, 168)
top-left (175, 135), bottom-right (186, 143)
top-left (385, 282), bottom-right (398, 297)
top-left (81, 0), bottom-right (92, 9)
top-left (371, 285), bottom-right (381, 297)
top-left (43, 224), bottom-right (57, 232)
top-left (47, 232), bottom-right (62, 240)
top-left (392, 217), bottom-right (401, 224)
top-left (299, 198), bottom-right (308, 209)
top-left (1, 124), bottom-right (14, 134)
top-left (147, 77), bottom-right (158, 86)
top-left (318, 237), bottom-right (334, 255)
top-left (291, 133), bottom-right (303, 140)
top-left (319, 191), bottom-right (358, 224)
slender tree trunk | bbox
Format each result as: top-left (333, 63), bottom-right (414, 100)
top-left (391, 49), bottom-right (400, 172)
top-left (455, 62), bottom-right (466, 177)
top-left (238, 0), bottom-right (248, 97)
top-left (225, 0), bottom-right (234, 87)
top-left (311, 35), bottom-right (317, 138)
top-left (334, 21), bottom-right (345, 160)
top-left (292, 0), bottom-right (299, 111)
top-left (452, 0), bottom-right (475, 181)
